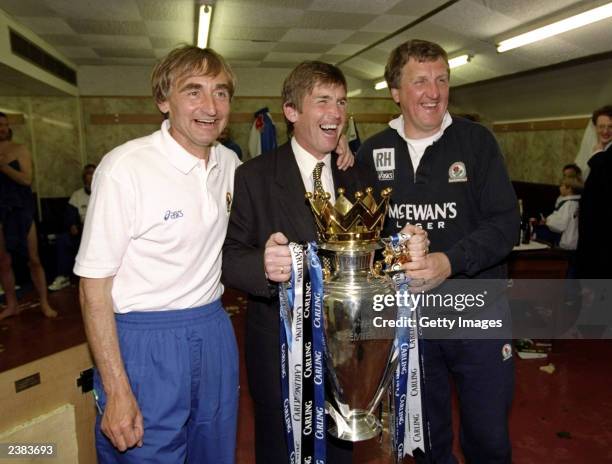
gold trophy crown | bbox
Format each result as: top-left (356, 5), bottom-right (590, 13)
top-left (306, 187), bottom-right (392, 249)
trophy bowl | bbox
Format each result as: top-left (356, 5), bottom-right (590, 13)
top-left (321, 244), bottom-right (398, 441)
top-left (307, 187), bottom-right (399, 442)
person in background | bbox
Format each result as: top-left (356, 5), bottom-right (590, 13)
top-left (547, 175), bottom-right (583, 317)
top-left (562, 163), bottom-right (582, 180)
top-left (532, 164), bottom-right (583, 245)
top-left (591, 105), bottom-right (612, 154)
top-left (0, 111), bottom-right (57, 320)
top-left (219, 126), bottom-right (243, 160)
top-left (577, 105), bottom-right (612, 278)
top-left (48, 164), bottom-right (96, 291)
top-left (543, 175), bottom-right (582, 251)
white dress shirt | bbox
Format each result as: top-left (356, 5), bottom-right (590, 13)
top-left (291, 137), bottom-right (336, 202)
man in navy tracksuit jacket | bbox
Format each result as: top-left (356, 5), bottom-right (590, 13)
top-left (358, 40), bottom-right (518, 463)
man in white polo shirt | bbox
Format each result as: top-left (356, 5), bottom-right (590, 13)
top-left (75, 46), bottom-right (240, 464)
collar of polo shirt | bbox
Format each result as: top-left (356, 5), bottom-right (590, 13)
top-left (160, 120), bottom-right (219, 174)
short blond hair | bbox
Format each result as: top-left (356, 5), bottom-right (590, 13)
top-left (151, 46), bottom-right (236, 104)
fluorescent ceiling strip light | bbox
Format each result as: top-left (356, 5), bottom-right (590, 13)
top-left (495, 114), bottom-right (591, 124)
top-left (197, 4), bottom-right (213, 49)
top-left (448, 54), bottom-right (471, 68)
top-left (374, 53), bottom-right (472, 90)
top-left (374, 81), bottom-right (388, 90)
top-left (497, 2), bottom-right (612, 52)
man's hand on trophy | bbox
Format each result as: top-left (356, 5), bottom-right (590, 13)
top-left (382, 224), bottom-right (428, 271)
top-left (400, 224), bottom-right (429, 261)
top-left (335, 134), bottom-right (355, 170)
top-left (264, 232), bottom-right (292, 283)
top-left (404, 252), bottom-right (451, 292)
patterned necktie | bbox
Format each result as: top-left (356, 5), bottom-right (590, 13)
top-left (312, 162), bottom-right (325, 196)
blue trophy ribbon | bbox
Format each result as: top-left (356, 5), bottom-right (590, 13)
top-left (279, 242), bottom-right (327, 464)
top-left (386, 233), bottom-right (426, 461)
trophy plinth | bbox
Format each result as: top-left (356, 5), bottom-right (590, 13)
top-left (307, 187), bottom-right (398, 442)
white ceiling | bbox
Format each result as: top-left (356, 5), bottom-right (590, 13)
top-left (0, 0), bottom-right (611, 88)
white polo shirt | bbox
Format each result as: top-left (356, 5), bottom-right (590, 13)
top-left (74, 120), bottom-right (241, 313)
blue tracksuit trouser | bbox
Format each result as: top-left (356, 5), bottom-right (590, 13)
top-left (94, 300), bottom-right (239, 463)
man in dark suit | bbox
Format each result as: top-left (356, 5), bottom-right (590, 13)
top-left (222, 61), bottom-right (426, 463)
top-left (222, 61), bottom-right (357, 464)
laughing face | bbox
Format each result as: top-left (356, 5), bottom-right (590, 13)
top-left (391, 57), bottom-right (450, 139)
top-left (284, 82), bottom-right (347, 159)
top-left (157, 72), bottom-right (231, 159)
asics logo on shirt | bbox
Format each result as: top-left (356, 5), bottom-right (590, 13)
top-left (164, 210), bottom-right (184, 221)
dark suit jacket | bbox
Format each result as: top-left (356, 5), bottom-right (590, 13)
top-left (223, 141), bottom-right (373, 400)
top-left (223, 142), bottom-right (368, 335)
top-left (222, 142), bottom-right (371, 463)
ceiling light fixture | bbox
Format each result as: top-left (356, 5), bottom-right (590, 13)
top-left (374, 80), bottom-right (388, 90)
top-left (373, 53), bottom-right (473, 90)
top-left (448, 54), bottom-right (472, 68)
top-left (497, 2), bottom-right (612, 53)
top-left (197, 4), bottom-right (213, 49)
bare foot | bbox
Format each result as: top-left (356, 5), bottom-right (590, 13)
top-left (0, 306), bottom-right (20, 321)
top-left (40, 303), bottom-right (58, 319)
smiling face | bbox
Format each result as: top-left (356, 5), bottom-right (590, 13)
top-left (595, 114), bottom-right (612, 149)
top-left (157, 72), bottom-right (231, 159)
top-left (390, 57), bottom-right (449, 139)
top-left (284, 82), bottom-right (347, 159)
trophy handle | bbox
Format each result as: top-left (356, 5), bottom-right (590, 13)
top-left (367, 343), bottom-right (400, 416)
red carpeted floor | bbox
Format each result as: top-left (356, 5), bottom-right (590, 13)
top-left (1, 286), bottom-right (611, 463)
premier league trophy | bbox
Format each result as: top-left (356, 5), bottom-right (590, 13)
top-left (306, 187), bottom-right (400, 442)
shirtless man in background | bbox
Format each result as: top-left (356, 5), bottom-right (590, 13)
top-left (0, 111), bottom-right (57, 320)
